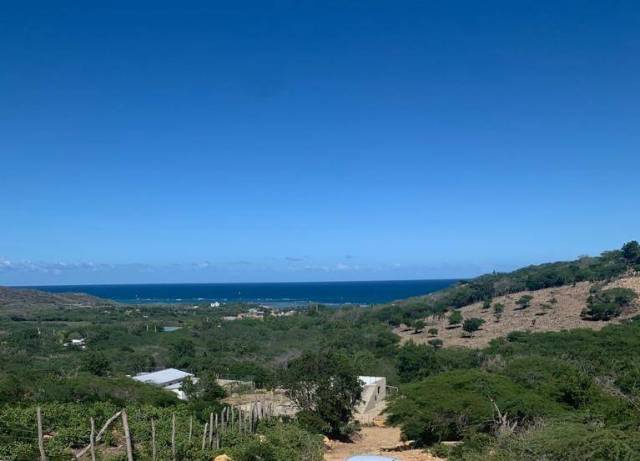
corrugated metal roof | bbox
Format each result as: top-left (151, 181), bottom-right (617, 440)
top-left (132, 368), bottom-right (193, 386)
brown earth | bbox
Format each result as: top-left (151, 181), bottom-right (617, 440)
top-left (324, 426), bottom-right (444, 461)
top-left (396, 275), bottom-right (640, 349)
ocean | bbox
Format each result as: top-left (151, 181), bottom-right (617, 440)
top-left (30, 279), bottom-right (457, 306)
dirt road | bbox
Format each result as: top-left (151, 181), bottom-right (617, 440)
top-left (324, 426), bottom-right (444, 461)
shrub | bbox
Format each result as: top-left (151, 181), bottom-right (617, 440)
top-left (428, 339), bottom-right (443, 349)
top-left (449, 310), bottom-right (463, 326)
top-left (463, 318), bottom-right (485, 337)
top-left (428, 328), bottom-right (439, 337)
top-left (413, 320), bottom-right (426, 333)
top-left (473, 421), bottom-right (640, 461)
top-left (516, 295), bottom-right (533, 310)
top-left (582, 288), bottom-right (637, 321)
top-left (227, 421), bottom-right (323, 461)
top-left (386, 369), bottom-right (562, 445)
top-left (395, 343), bottom-right (479, 382)
top-left (81, 352), bottom-right (111, 376)
top-left (501, 356), bottom-right (597, 409)
top-left (493, 303), bottom-right (504, 322)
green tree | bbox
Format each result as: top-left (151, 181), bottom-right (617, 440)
top-left (413, 320), bottom-right (426, 333)
top-left (582, 288), bottom-right (638, 321)
top-left (448, 310), bottom-right (463, 326)
top-left (482, 298), bottom-right (492, 310)
top-left (182, 372), bottom-right (227, 402)
top-left (170, 338), bottom-right (196, 367)
top-left (622, 241), bottom-right (640, 263)
top-left (462, 318), bottom-right (485, 337)
top-left (493, 303), bottom-right (504, 322)
top-left (283, 351), bottom-right (362, 438)
top-left (81, 351), bottom-right (111, 376)
top-left (427, 328), bottom-right (438, 337)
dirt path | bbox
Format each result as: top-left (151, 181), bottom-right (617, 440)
top-left (324, 426), bottom-right (444, 461)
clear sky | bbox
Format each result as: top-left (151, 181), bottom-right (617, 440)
top-left (1, 1), bottom-right (639, 285)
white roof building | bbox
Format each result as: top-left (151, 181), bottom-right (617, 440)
top-left (132, 368), bottom-right (195, 400)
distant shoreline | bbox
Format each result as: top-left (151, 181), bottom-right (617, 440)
top-left (20, 279), bottom-right (459, 306)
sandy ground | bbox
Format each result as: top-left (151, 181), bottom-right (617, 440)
top-left (396, 275), bottom-right (640, 349)
top-left (324, 426), bottom-right (444, 461)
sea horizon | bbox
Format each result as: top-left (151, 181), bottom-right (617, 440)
top-left (20, 278), bottom-right (459, 306)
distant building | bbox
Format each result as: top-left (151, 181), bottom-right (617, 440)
top-left (210, 302), bottom-right (221, 308)
top-left (357, 376), bottom-right (387, 414)
top-left (238, 308), bottom-right (265, 320)
top-left (132, 368), bottom-right (196, 400)
top-left (64, 338), bottom-right (87, 349)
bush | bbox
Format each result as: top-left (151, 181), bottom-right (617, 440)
top-left (463, 318), bottom-right (485, 336)
top-left (515, 295), bottom-right (533, 310)
top-left (471, 422), bottom-right (640, 461)
top-left (449, 310), bottom-right (463, 326)
top-left (227, 421), bottom-right (323, 461)
top-left (500, 356), bottom-right (597, 409)
top-left (493, 303), bottom-right (504, 322)
top-left (386, 369), bottom-right (562, 445)
top-left (582, 288), bottom-right (637, 321)
top-left (428, 328), bottom-right (439, 337)
top-left (395, 343), bottom-right (480, 382)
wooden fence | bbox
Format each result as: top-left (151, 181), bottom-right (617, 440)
top-left (31, 401), bottom-right (277, 460)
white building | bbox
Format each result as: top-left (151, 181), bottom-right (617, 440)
top-left (132, 368), bottom-right (196, 400)
top-left (357, 376), bottom-right (387, 414)
top-left (64, 338), bottom-right (87, 349)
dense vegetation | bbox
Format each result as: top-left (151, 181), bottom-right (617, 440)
top-left (387, 319), bottom-right (640, 460)
top-left (1, 241), bottom-right (640, 459)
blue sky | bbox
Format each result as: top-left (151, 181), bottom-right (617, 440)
top-left (1, 1), bottom-right (639, 285)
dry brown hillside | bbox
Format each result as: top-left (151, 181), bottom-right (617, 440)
top-left (0, 286), bottom-right (116, 312)
top-left (396, 274), bottom-right (640, 348)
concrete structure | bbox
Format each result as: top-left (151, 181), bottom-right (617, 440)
top-left (64, 338), bottom-right (87, 349)
top-left (357, 376), bottom-right (387, 414)
top-left (132, 368), bottom-right (195, 400)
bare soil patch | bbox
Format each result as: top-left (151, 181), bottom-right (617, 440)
top-left (324, 426), bottom-right (444, 461)
top-left (396, 275), bottom-right (640, 349)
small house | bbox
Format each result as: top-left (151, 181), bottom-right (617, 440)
top-left (132, 368), bottom-right (196, 400)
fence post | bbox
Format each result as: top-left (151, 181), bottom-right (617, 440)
top-left (151, 418), bottom-right (157, 461)
top-left (90, 417), bottom-right (96, 461)
top-left (208, 413), bottom-right (213, 448)
top-left (201, 422), bottom-right (208, 451)
top-left (122, 410), bottom-right (134, 461)
top-left (171, 413), bottom-right (176, 461)
top-left (37, 406), bottom-right (47, 461)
